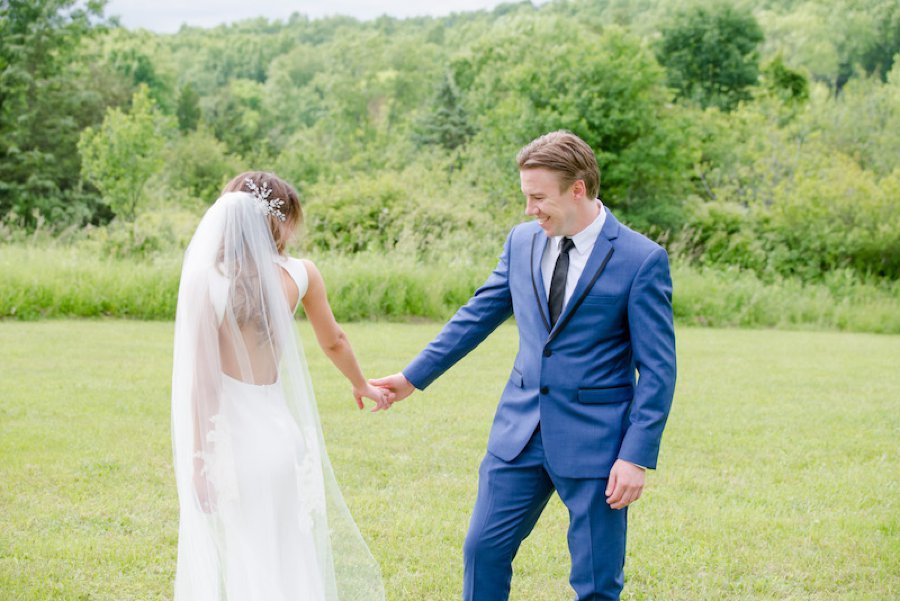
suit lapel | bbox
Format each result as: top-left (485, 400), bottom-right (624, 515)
top-left (530, 231), bottom-right (551, 332)
top-left (548, 211), bottom-right (620, 343)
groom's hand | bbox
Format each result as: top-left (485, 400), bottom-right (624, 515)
top-left (605, 459), bottom-right (645, 510)
top-left (368, 373), bottom-right (416, 405)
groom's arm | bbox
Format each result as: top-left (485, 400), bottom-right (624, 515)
top-left (402, 229), bottom-right (516, 391)
top-left (617, 246), bottom-right (677, 470)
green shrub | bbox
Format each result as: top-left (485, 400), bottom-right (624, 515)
top-left (302, 163), bottom-right (491, 257)
top-left (80, 209), bottom-right (201, 260)
top-left (680, 146), bottom-right (900, 281)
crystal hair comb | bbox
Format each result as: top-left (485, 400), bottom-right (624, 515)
top-left (245, 177), bottom-right (286, 222)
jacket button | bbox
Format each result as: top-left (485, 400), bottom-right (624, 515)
top-left (543, 348), bottom-right (552, 357)
top-left (540, 386), bottom-right (549, 395)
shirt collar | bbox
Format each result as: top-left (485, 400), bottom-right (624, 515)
top-left (552, 200), bottom-right (606, 255)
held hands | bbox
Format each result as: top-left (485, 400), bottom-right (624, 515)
top-left (605, 459), bottom-right (645, 510)
top-left (368, 373), bottom-right (416, 406)
top-left (353, 382), bottom-right (394, 412)
top-left (352, 373), bottom-right (413, 413)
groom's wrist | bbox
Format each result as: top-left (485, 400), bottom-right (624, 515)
top-left (401, 369), bottom-right (423, 391)
top-left (619, 459), bottom-right (646, 471)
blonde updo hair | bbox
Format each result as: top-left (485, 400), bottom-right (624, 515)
top-left (222, 171), bottom-right (302, 253)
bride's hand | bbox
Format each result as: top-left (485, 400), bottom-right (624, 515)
top-left (193, 457), bottom-right (217, 514)
top-left (353, 383), bottom-right (394, 412)
top-left (195, 475), bottom-right (217, 513)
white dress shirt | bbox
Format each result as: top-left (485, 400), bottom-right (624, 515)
top-left (541, 200), bottom-right (607, 307)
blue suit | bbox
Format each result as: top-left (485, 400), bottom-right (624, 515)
top-left (404, 210), bottom-right (676, 600)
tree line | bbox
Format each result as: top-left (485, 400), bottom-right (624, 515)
top-left (1, 0), bottom-right (898, 281)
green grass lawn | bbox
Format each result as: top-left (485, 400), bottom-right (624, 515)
top-left (1, 321), bottom-right (898, 600)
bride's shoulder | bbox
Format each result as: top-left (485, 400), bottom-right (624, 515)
top-left (277, 255), bottom-right (312, 298)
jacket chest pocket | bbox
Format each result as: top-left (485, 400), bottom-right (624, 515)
top-left (580, 294), bottom-right (619, 306)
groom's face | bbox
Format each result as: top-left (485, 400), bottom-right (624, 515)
top-left (521, 167), bottom-right (580, 237)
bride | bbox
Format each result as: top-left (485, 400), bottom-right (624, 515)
top-left (171, 171), bottom-right (389, 600)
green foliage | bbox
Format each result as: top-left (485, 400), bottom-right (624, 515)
top-left (78, 85), bottom-right (174, 221)
top-left (0, 0), bottom-right (113, 228)
top-left (757, 0), bottom-right (899, 92)
top-left (846, 0), bottom-right (900, 80)
top-left (760, 54), bottom-right (809, 104)
top-left (679, 157), bottom-right (900, 280)
top-left (454, 17), bottom-right (696, 230)
top-left (767, 155), bottom-right (900, 279)
top-left (658, 2), bottom-right (764, 111)
top-left (176, 83), bottom-right (201, 132)
top-left (204, 77), bottom-right (272, 158)
top-left (683, 73), bottom-right (900, 281)
top-left (164, 127), bottom-right (244, 204)
top-left (82, 208), bottom-right (201, 260)
top-left (414, 72), bottom-right (475, 151)
top-left (803, 66), bottom-right (900, 176)
top-left (302, 164), bottom-right (485, 257)
top-left (1, 0), bottom-right (899, 293)
top-left (261, 43), bottom-right (327, 138)
top-left (104, 34), bottom-right (173, 110)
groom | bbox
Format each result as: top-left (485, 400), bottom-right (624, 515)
top-left (372, 131), bottom-right (676, 600)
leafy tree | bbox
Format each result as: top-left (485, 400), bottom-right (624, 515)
top-left (802, 64), bottom-right (900, 176)
top-left (856, 0), bottom-right (900, 79)
top-left (0, 0), bottom-right (110, 227)
top-left (657, 2), bottom-right (764, 111)
top-left (262, 43), bottom-right (327, 143)
top-left (760, 55), bottom-right (809, 105)
top-left (414, 71), bottom-right (475, 151)
top-left (453, 17), bottom-right (696, 231)
top-left (2, 0), bottom-right (897, 286)
top-left (165, 126), bottom-right (243, 203)
top-left (176, 82), bottom-right (201, 132)
top-left (203, 78), bottom-right (271, 158)
top-left (78, 85), bottom-right (173, 220)
top-left (88, 26), bottom-right (177, 110)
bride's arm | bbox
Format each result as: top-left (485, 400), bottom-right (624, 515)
top-left (300, 259), bottom-right (391, 411)
top-left (190, 301), bottom-right (222, 511)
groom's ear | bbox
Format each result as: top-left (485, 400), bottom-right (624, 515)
top-left (571, 179), bottom-right (586, 200)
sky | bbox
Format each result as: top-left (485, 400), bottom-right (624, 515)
top-left (104, 1), bottom-right (527, 33)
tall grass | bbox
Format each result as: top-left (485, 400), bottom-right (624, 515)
top-left (2, 244), bottom-right (898, 333)
top-left (0, 245), bottom-right (180, 320)
top-left (0, 245), bottom-right (488, 322)
top-left (671, 264), bottom-right (900, 334)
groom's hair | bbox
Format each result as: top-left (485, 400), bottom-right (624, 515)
top-left (223, 171), bottom-right (302, 253)
top-left (517, 131), bottom-right (600, 200)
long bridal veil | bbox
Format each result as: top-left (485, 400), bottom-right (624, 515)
top-left (171, 191), bottom-right (385, 600)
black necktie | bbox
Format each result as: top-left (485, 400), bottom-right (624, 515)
top-left (548, 237), bottom-right (575, 328)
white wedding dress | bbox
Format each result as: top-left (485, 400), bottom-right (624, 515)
top-left (207, 257), bottom-right (326, 600)
top-left (171, 192), bottom-right (384, 601)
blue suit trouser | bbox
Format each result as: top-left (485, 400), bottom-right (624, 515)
top-left (463, 428), bottom-right (627, 601)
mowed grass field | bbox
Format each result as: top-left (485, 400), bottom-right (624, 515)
top-left (0, 321), bottom-right (897, 600)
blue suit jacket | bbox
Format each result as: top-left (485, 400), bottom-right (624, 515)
top-left (404, 210), bottom-right (676, 478)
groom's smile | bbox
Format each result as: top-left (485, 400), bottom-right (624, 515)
top-left (521, 167), bottom-right (594, 238)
